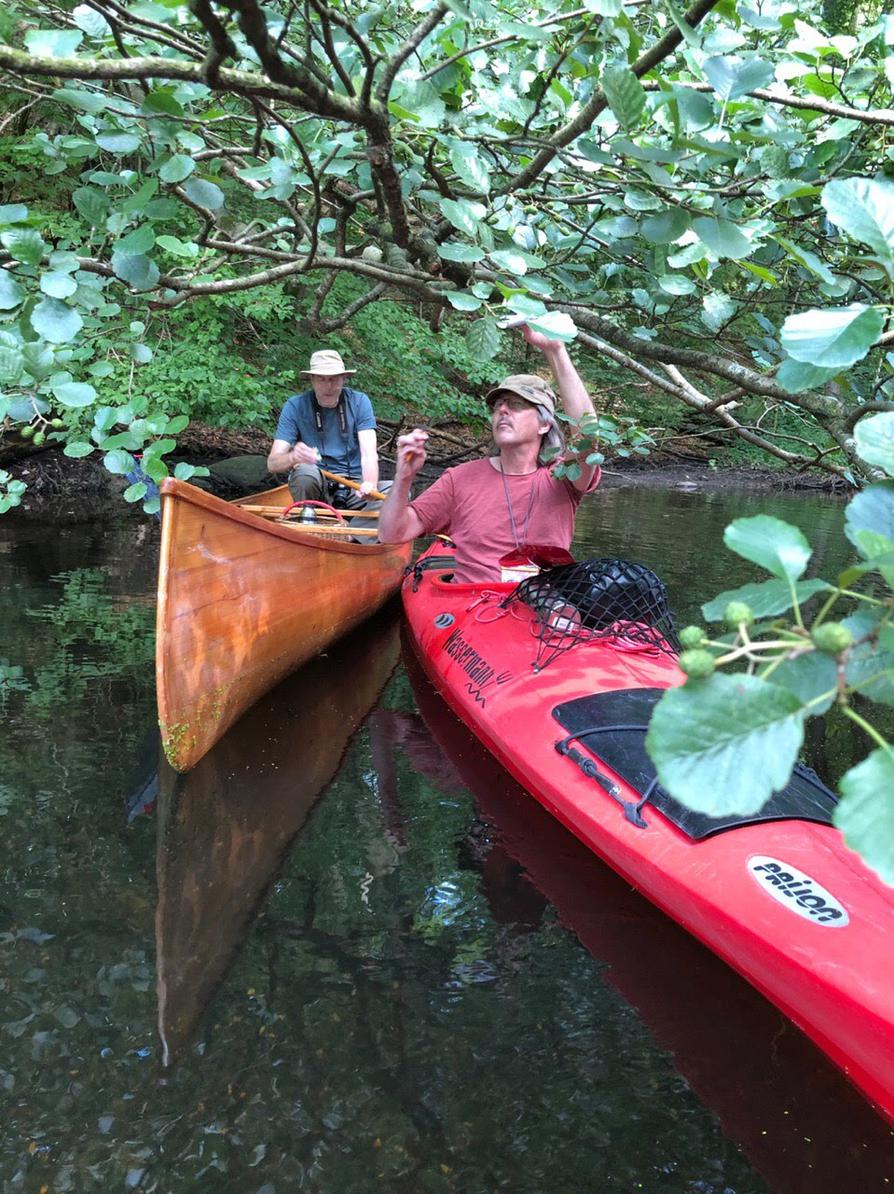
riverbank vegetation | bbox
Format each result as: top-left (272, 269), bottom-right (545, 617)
top-left (0, 0), bottom-right (892, 515)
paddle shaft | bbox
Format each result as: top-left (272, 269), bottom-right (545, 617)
top-left (242, 505), bottom-right (378, 519)
top-left (320, 469), bottom-right (387, 503)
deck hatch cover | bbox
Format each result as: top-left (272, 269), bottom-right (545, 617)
top-left (552, 687), bottom-right (837, 840)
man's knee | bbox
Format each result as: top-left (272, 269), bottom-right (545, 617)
top-left (288, 465), bottom-right (324, 501)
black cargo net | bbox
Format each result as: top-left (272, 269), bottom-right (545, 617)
top-left (511, 558), bottom-right (681, 671)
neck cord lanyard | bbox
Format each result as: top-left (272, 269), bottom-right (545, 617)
top-left (312, 391), bottom-right (349, 474)
top-left (499, 461), bottom-right (538, 550)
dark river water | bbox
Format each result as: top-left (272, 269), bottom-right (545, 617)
top-left (2, 479), bottom-right (894, 1192)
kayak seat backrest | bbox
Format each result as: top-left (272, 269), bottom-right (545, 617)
top-left (552, 687), bottom-right (837, 841)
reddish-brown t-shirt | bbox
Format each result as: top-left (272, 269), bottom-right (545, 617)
top-left (409, 457), bottom-right (601, 584)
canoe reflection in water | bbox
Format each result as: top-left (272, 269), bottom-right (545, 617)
top-left (154, 608), bottom-right (401, 1068)
top-left (395, 643), bottom-right (894, 1194)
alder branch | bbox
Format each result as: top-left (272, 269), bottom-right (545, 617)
top-left (500, 0), bottom-right (721, 196)
top-left (641, 79), bottom-right (894, 128)
top-left (375, 4), bottom-right (449, 104)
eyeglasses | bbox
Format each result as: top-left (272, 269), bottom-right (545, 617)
top-left (489, 395), bottom-right (536, 412)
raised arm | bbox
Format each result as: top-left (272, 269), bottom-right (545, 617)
top-left (378, 429), bottom-right (429, 543)
top-left (521, 325), bottom-right (597, 491)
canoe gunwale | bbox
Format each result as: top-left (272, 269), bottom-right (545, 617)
top-left (160, 476), bottom-right (399, 555)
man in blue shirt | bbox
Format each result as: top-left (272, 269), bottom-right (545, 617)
top-left (267, 349), bottom-right (386, 510)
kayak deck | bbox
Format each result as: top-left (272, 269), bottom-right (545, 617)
top-left (402, 548), bottom-right (894, 1125)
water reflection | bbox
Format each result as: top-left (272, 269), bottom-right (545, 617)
top-left (3, 484), bottom-right (893, 1190)
top-left (155, 609), bottom-right (401, 1066)
top-left (401, 644), bottom-right (894, 1193)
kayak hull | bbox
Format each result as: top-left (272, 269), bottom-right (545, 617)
top-left (402, 546), bottom-right (894, 1125)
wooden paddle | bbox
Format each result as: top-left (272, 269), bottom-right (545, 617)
top-left (242, 505), bottom-right (378, 520)
top-left (320, 469), bottom-right (387, 503)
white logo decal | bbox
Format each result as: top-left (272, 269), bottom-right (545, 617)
top-left (747, 856), bottom-right (849, 927)
top-left (434, 613), bottom-right (455, 628)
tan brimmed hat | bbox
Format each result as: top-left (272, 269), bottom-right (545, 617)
top-left (301, 349), bottom-right (356, 376)
top-left (485, 373), bottom-right (556, 417)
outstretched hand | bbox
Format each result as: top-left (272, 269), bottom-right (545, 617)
top-left (520, 322), bottom-right (563, 356)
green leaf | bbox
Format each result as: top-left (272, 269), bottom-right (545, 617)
top-left (52, 87), bottom-right (107, 114)
top-left (439, 197), bottom-right (486, 237)
top-left (95, 132), bottom-right (141, 154)
top-left (702, 55), bottom-right (775, 101)
top-left (103, 448), bottom-right (135, 475)
top-left (25, 28), bottom-right (83, 56)
top-left (506, 294), bottom-right (547, 317)
top-left (641, 209), bottom-right (690, 244)
top-left (466, 317), bottom-right (500, 361)
top-left (835, 750), bottom-right (894, 886)
top-left (646, 673), bottom-right (805, 816)
top-left (143, 88), bottom-right (185, 117)
top-left (72, 4), bottom-right (111, 37)
top-left (123, 481), bottom-right (148, 502)
top-left (822, 176), bottom-right (894, 261)
top-left (843, 609), bottom-right (894, 705)
top-left (693, 217), bottom-right (753, 260)
top-left (768, 651), bottom-right (837, 716)
top-left (702, 577), bottom-right (830, 621)
top-left (601, 65), bottom-right (646, 129)
top-left (489, 249), bottom-right (528, 276)
top-left (53, 381), bottom-right (97, 408)
top-left (780, 304), bottom-right (885, 368)
top-left (116, 224), bottom-right (155, 255)
top-left (446, 291), bottom-right (482, 311)
top-left (155, 235), bottom-right (199, 259)
top-left (131, 343), bottom-right (153, 364)
top-left (159, 154), bottom-right (196, 184)
top-left (775, 358), bottom-right (840, 394)
top-left (165, 414), bottom-right (189, 435)
top-left (526, 311), bottom-right (577, 341)
top-left (63, 441), bottom-right (95, 458)
top-left (658, 274), bottom-right (696, 295)
top-left (723, 515), bottom-right (811, 580)
top-left (701, 291), bottom-right (736, 331)
top-left (39, 272), bottom-right (78, 300)
top-left (854, 413), bottom-right (894, 476)
top-left (0, 347), bottom-right (23, 385)
top-left (182, 178), bottom-right (224, 210)
top-left (111, 252), bottom-right (160, 292)
top-left (437, 242), bottom-right (484, 263)
top-left (0, 229), bottom-right (47, 267)
top-left (30, 299), bottom-right (83, 344)
top-left (449, 141), bottom-right (490, 195)
top-left (773, 236), bottom-right (836, 285)
top-left (72, 186), bottom-right (109, 227)
top-left (0, 270), bottom-right (25, 310)
top-left (845, 481), bottom-right (894, 556)
top-left (0, 204), bottom-right (28, 225)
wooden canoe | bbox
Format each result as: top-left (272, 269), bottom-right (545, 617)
top-left (155, 611), bottom-right (401, 1066)
top-left (156, 477), bottom-right (411, 772)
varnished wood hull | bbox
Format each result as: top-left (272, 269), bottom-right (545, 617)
top-left (155, 612), bottom-right (401, 1065)
top-left (156, 477), bottom-right (410, 771)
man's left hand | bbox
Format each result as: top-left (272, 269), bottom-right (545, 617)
top-left (359, 481), bottom-right (376, 497)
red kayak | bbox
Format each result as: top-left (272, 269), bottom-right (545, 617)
top-left (402, 544), bottom-right (894, 1126)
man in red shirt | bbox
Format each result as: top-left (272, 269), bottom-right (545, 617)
top-left (378, 325), bottom-right (600, 583)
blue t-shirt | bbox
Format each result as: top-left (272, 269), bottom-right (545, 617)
top-left (274, 386), bottom-right (376, 478)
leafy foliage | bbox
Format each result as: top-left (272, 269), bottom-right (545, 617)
top-left (0, 0), bottom-right (891, 509)
top-left (646, 411), bottom-right (894, 886)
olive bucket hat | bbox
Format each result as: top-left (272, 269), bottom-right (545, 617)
top-left (485, 373), bottom-right (557, 417)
